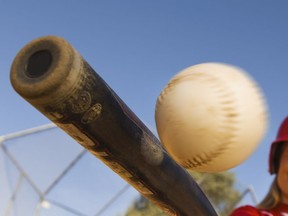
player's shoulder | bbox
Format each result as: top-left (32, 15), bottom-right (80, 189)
top-left (230, 205), bottom-right (262, 216)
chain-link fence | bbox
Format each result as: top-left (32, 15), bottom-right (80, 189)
top-left (0, 124), bottom-right (139, 216)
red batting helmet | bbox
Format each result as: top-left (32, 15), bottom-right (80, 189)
top-left (269, 116), bottom-right (288, 174)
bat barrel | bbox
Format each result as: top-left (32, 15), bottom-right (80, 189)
top-left (10, 36), bottom-right (217, 216)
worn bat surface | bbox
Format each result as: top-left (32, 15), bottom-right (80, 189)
top-left (10, 36), bottom-right (217, 216)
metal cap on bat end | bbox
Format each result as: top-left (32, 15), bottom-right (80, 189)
top-left (10, 36), bottom-right (82, 104)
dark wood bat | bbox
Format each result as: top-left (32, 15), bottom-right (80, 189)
top-left (10, 36), bottom-right (217, 216)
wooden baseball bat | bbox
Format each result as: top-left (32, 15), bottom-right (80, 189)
top-left (10, 36), bottom-right (217, 216)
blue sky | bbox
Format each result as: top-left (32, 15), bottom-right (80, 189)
top-left (1, 0), bottom-right (288, 214)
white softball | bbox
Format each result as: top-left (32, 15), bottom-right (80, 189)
top-left (155, 63), bottom-right (268, 172)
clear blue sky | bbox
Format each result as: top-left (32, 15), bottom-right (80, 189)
top-left (1, 0), bottom-right (288, 214)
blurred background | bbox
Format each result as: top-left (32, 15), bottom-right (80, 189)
top-left (1, 1), bottom-right (288, 215)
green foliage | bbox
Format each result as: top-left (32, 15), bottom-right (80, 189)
top-left (125, 196), bottom-right (166, 216)
top-left (125, 171), bottom-right (241, 216)
top-left (190, 171), bottom-right (242, 215)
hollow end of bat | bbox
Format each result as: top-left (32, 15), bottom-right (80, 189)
top-left (25, 50), bottom-right (53, 78)
top-left (10, 36), bottom-right (82, 104)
